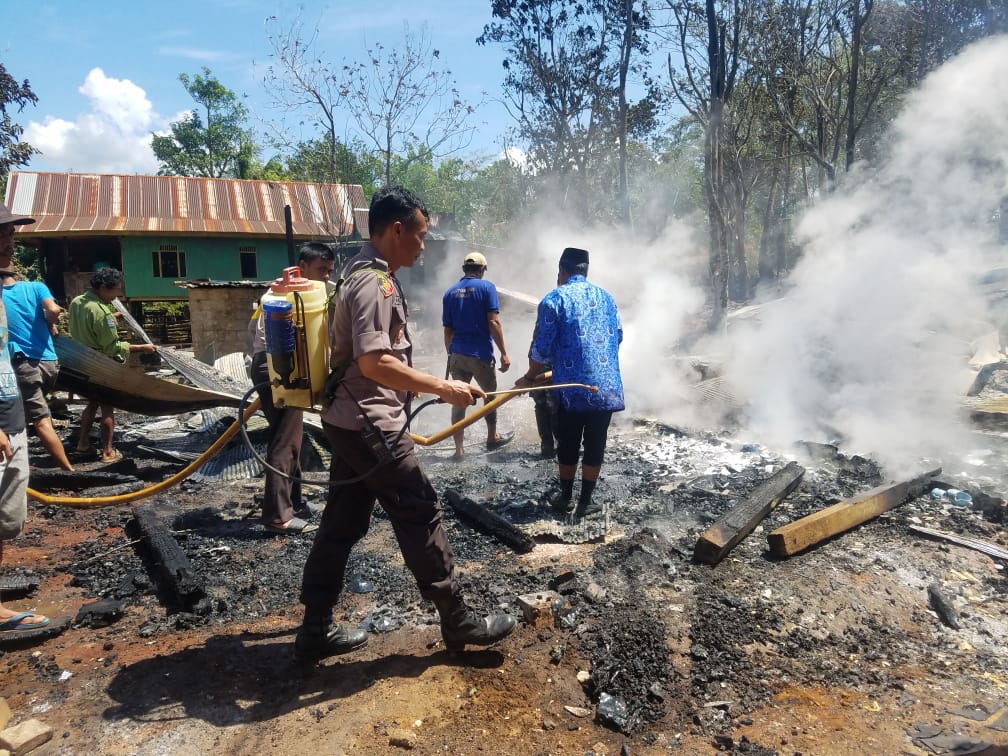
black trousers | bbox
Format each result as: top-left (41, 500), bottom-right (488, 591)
top-left (299, 423), bottom-right (458, 610)
top-left (556, 409), bottom-right (613, 468)
top-left (251, 352), bottom-right (303, 525)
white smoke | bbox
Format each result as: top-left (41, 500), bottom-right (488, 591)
top-left (418, 35), bottom-right (1008, 481)
top-left (724, 35), bottom-right (1008, 476)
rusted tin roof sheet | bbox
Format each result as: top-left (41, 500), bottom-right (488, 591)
top-left (4, 171), bottom-right (368, 239)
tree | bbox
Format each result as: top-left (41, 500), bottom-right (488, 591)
top-left (466, 155), bottom-right (534, 244)
top-left (478, 0), bottom-right (658, 221)
top-left (905, 0), bottom-right (1008, 83)
top-left (342, 24), bottom-right (481, 186)
top-left (151, 68), bottom-right (257, 178)
top-left (661, 0), bottom-right (761, 317)
top-left (282, 136), bottom-right (382, 192)
top-left (0, 64), bottom-right (39, 178)
top-left (262, 13), bottom-right (349, 184)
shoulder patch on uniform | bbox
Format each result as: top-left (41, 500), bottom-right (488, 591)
top-left (376, 272), bottom-right (394, 298)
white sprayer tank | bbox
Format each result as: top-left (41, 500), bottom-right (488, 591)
top-left (260, 266), bottom-right (329, 410)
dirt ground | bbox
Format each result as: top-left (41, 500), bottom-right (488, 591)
top-left (3, 394), bottom-right (1008, 756)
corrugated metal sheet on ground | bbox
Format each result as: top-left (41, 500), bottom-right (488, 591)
top-left (190, 442), bottom-right (266, 483)
top-left (5, 171), bottom-right (367, 239)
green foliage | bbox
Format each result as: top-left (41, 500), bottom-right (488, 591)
top-left (142, 300), bottom-right (189, 318)
top-left (12, 241), bottom-right (43, 281)
top-left (341, 24), bottom-right (481, 185)
top-left (0, 63), bottom-right (38, 176)
top-left (151, 68), bottom-right (258, 178)
top-left (465, 155), bottom-right (533, 245)
top-left (477, 0), bottom-right (658, 214)
top-left (283, 136), bottom-right (382, 191)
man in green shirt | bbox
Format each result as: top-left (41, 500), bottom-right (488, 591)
top-left (67, 268), bottom-right (155, 462)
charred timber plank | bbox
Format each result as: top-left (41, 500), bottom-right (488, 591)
top-left (133, 503), bottom-right (206, 609)
top-left (28, 469), bottom-right (140, 491)
top-left (767, 467), bottom-right (940, 558)
top-left (443, 488), bottom-right (536, 554)
top-left (908, 524), bottom-right (1008, 561)
top-left (694, 461), bottom-right (805, 566)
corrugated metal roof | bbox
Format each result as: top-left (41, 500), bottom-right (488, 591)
top-left (4, 171), bottom-right (368, 240)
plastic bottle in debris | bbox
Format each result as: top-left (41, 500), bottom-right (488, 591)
top-left (952, 491), bottom-right (973, 507)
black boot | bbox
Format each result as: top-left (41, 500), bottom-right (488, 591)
top-left (294, 606), bottom-right (368, 663)
top-left (574, 479), bottom-right (602, 519)
top-left (436, 597), bottom-right (517, 652)
top-left (549, 478), bottom-right (574, 513)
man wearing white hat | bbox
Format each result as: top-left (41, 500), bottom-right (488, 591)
top-left (441, 251), bottom-right (512, 460)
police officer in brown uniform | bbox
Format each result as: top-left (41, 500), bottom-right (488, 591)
top-left (294, 186), bottom-right (517, 662)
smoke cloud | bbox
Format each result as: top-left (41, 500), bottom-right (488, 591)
top-left (724, 35), bottom-right (1008, 477)
top-left (417, 36), bottom-right (1008, 483)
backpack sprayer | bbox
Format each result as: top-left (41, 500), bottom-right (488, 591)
top-left (239, 265), bottom-right (401, 486)
top-left (260, 266), bottom-right (330, 410)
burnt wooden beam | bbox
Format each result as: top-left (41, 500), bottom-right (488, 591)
top-left (767, 467), bottom-right (941, 557)
top-left (694, 461), bottom-right (805, 566)
top-left (133, 503), bottom-right (206, 610)
top-left (443, 488), bottom-right (536, 554)
top-left (908, 524), bottom-right (1008, 561)
top-left (28, 469), bottom-right (140, 492)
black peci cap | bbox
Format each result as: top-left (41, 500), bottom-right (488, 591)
top-left (559, 247), bottom-right (589, 271)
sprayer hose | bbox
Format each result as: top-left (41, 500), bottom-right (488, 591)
top-left (26, 398), bottom-right (262, 508)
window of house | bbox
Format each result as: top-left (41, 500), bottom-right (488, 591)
top-left (239, 246), bottom-right (258, 279)
top-left (152, 245), bottom-right (187, 278)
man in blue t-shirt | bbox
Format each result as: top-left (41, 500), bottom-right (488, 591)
top-left (0, 266), bottom-right (74, 472)
top-left (515, 247), bottom-right (625, 519)
top-left (441, 252), bottom-right (512, 460)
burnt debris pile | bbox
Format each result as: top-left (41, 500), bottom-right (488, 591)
top-left (22, 405), bottom-right (1008, 746)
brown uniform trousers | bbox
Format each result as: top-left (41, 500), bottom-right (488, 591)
top-left (251, 352), bottom-right (303, 525)
top-left (299, 423), bottom-right (458, 610)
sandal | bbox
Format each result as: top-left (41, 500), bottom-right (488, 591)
top-left (264, 517), bottom-right (315, 535)
top-left (486, 432), bottom-right (514, 451)
top-left (0, 612), bottom-right (50, 633)
top-left (100, 449), bottom-right (124, 463)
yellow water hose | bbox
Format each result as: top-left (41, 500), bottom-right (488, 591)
top-left (408, 391), bottom-right (516, 447)
top-left (28, 373), bottom-right (596, 506)
top-left (26, 398), bottom-right (262, 508)
top-left (407, 377), bottom-right (598, 447)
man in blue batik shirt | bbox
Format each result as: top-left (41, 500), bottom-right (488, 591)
top-left (515, 247), bottom-right (624, 519)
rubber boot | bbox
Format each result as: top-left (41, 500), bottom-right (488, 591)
top-left (534, 404), bottom-right (556, 458)
top-left (436, 597), bottom-right (517, 652)
top-left (549, 478), bottom-right (574, 513)
top-left (573, 479), bottom-right (601, 519)
top-left (294, 606), bottom-right (369, 663)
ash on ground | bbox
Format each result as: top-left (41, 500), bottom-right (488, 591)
top-left (20, 399), bottom-right (1008, 751)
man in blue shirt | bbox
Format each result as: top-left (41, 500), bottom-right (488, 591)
top-left (441, 252), bottom-right (512, 460)
top-left (0, 264), bottom-right (75, 472)
top-left (515, 247), bottom-right (624, 519)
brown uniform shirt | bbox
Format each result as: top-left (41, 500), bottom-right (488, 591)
top-left (322, 244), bottom-right (412, 433)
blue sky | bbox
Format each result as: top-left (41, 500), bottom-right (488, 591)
top-left (4, 1), bottom-right (512, 175)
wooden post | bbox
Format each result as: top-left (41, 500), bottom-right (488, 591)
top-left (694, 461), bottom-right (805, 565)
top-left (443, 488), bottom-right (536, 554)
top-left (767, 467), bottom-right (940, 557)
top-left (133, 503), bottom-right (206, 610)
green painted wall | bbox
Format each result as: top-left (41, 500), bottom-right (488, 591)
top-left (120, 236), bottom-right (295, 299)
